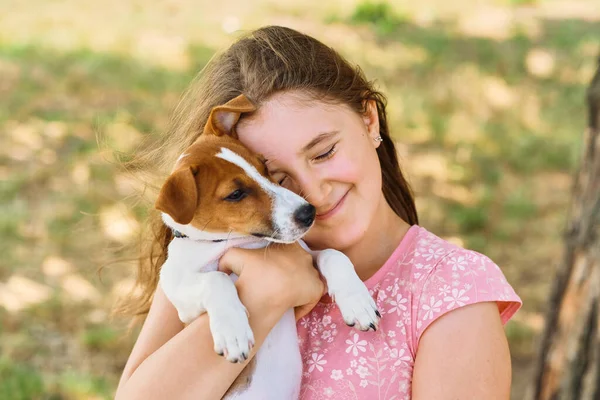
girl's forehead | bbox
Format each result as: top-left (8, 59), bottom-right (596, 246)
top-left (236, 93), bottom-right (354, 157)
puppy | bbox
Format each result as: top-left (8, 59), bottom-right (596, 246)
top-left (155, 94), bottom-right (380, 399)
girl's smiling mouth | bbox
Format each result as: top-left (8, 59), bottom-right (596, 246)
top-left (316, 189), bottom-right (350, 221)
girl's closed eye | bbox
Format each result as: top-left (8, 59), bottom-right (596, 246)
top-left (313, 144), bottom-right (337, 161)
top-left (271, 144), bottom-right (338, 186)
top-left (270, 171), bottom-right (288, 186)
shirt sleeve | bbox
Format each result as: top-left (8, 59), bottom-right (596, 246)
top-left (413, 248), bottom-right (522, 348)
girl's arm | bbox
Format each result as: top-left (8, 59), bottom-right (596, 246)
top-left (411, 302), bottom-right (512, 399)
top-left (115, 283), bottom-right (287, 400)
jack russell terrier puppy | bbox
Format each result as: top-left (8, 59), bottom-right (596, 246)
top-left (155, 94), bottom-right (380, 399)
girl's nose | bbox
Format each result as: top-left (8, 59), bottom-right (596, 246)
top-left (296, 174), bottom-right (333, 209)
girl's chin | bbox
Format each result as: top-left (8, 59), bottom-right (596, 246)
top-left (303, 225), bottom-right (365, 251)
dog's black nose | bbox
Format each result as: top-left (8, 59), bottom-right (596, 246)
top-left (294, 204), bottom-right (316, 228)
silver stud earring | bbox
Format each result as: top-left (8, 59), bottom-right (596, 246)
top-left (374, 136), bottom-right (383, 143)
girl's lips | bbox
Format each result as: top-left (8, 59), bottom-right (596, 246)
top-left (316, 190), bottom-right (349, 221)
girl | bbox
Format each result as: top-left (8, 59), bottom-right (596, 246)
top-left (116, 26), bottom-right (522, 399)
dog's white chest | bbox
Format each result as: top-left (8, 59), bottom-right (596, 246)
top-left (227, 310), bottom-right (302, 400)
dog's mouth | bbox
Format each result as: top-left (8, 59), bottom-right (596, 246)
top-left (250, 225), bottom-right (312, 244)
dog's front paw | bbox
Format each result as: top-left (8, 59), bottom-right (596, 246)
top-left (314, 248), bottom-right (381, 331)
top-left (332, 283), bottom-right (380, 332)
top-left (208, 302), bottom-right (255, 363)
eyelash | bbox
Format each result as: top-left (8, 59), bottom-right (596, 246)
top-left (277, 144), bottom-right (337, 185)
top-left (314, 144), bottom-right (337, 161)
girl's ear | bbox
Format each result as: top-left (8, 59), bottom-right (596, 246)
top-left (362, 100), bottom-right (381, 147)
top-left (204, 94), bottom-right (256, 138)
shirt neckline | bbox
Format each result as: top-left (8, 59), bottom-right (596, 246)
top-left (318, 224), bottom-right (421, 304)
top-left (363, 224), bottom-right (420, 288)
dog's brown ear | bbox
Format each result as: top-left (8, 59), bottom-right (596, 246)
top-left (204, 94), bottom-right (256, 138)
top-left (155, 166), bottom-right (199, 225)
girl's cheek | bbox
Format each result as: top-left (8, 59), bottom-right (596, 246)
top-left (325, 158), bottom-right (360, 182)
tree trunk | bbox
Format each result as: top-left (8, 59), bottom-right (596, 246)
top-left (528, 56), bottom-right (600, 400)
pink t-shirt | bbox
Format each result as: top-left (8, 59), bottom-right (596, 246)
top-left (296, 225), bottom-right (522, 399)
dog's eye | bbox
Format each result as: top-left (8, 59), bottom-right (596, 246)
top-left (225, 189), bottom-right (247, 202)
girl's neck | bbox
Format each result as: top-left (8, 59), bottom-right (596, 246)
top-left (342, 195), bottom-right (411, 281)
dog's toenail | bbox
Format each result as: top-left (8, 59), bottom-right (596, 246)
top-left (375, 310), bottom-right (381, 318)
top-left (346, 321), bottom-right (355, 327)
top-left (369, 323), bottom-right (377, 331)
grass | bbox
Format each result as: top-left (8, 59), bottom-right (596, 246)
top-left (0, 360), bottom-right (114, 400)
top-left (350, 1), bottom-right (408, 35)
top-left (80, 326), bottom-right (121, 352)
top-left (0, 358), bottom-right (45, 400)
top-left (0, 0), bottom-right (598, 398)
top-left (52, 370), bottom-right (113, 399)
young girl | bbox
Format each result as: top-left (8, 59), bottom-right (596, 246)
top-left (116, 26), bottom-right (522, 399)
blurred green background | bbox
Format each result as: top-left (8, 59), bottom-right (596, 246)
top-left (1, 0), bottom-right (598, 398)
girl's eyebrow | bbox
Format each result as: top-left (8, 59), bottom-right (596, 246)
top-left (300, 130), bottom-right (339, 154)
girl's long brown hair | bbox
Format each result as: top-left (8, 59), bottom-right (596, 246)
top-left (118, 25), bottom-right (418, 318)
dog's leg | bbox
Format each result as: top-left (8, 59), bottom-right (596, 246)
top-left (309, 248), bottom-right (381, 331)
top-left (161, 268), bottom-right (255, 363)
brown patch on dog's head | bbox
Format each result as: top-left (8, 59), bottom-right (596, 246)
top-left (203, 94), bottom-right (256, 138)
top-left (155, 133), bottom-right (276, 237)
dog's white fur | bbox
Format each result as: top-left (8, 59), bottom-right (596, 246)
top-left (159, 147), bottom-right (379, 399)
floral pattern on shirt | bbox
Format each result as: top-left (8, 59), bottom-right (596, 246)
top-left (297, 225), bottom-right (522, 400)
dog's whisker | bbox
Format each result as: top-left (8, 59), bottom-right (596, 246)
top-left (271, 227), bottom-right (281, 242)
top-left (296, 188), bottom-right (310, 201)
top-left (262, 232), bottom-right (279, 260)
top-left (201, 218), bottom-right (213, 231)
top-left (224, 229), bottom-right (234, 244)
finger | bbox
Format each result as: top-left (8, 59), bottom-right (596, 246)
top-left (316, 273), bottom-right (328, 297)
top-left (218, 248), bottom-right (245, 275)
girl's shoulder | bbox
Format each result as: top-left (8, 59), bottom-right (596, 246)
top-left (365, 224), bottom-right (463, 288)
top-left (369, 224), bottom-right (522, 349)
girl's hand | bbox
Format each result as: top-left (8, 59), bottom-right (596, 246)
top-left (218, 243), bottom-right (326, 320)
